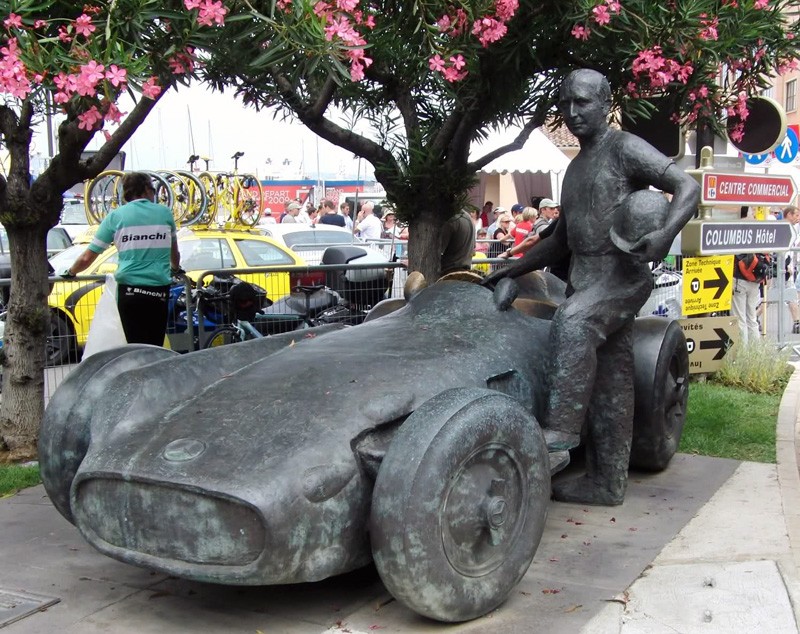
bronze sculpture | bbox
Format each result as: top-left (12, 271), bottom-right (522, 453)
top-left (484, 69), bottom-right (700, 505)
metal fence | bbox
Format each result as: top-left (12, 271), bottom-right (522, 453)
top-left (7, 248), bottom-right (800, 404)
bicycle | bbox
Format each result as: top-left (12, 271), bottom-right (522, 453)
top-left (214, 151), bottom-right (263, 227)
top-left (84, 170), bottom-right (176, 224)
top-left (200, 277), bottom-right (270, 348)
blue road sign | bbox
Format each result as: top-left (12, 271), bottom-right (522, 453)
top-left (776, 127), bottom-right (799, 163)
top-left (744, 152), bottom-right (769, 165)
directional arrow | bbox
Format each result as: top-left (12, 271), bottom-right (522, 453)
top-left (702, 267), bottom-right (729, 300)
top-left (700, 328), bottom-right (733, 360)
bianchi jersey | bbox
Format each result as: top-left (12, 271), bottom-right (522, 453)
top-left (90, 199), bottom-right (176, 287)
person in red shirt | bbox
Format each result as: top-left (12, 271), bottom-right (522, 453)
top-left (508, 207), bottom-right (537, 257)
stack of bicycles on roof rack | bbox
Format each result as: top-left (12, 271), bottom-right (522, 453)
top-left (82, 151), bottom-right (263, 230)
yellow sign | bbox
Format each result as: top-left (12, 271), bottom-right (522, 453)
top-left (681, 255), bottom-right (734, 315)
top-left (679, 316), bottom-right (739, 374)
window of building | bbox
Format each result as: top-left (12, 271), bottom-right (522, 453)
top-left (786, 79), bottom-right (796, 113)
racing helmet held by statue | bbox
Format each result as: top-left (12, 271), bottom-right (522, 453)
top-left (609, 189), bottom-right (670, 256)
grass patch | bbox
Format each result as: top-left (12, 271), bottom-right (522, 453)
top-left (681, 380), bottom-right (782, 463)
top-left (0, 463), bottom-right (41, 498)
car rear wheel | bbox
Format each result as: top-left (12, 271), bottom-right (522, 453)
top-left (631, 317), bottom-right (690, 471)
top-left (370, 387), bottom-right (550, 622)
top-left (39, 345), bottom-right (179, 523)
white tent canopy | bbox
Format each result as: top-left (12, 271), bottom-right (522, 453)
top-left (469, 128), bottom-right (570, 209)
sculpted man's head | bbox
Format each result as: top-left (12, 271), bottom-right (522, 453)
top-left (558, 69), bottom-right (612, 140)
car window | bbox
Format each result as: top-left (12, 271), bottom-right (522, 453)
top-left (234, 238), bottom-right (296, 266)
top-left (179, 238), bottom-right (236, 271)
top-left (49, 244), bottom-right (88, 270)
top-left (46, 228), bottom-right (73, 252)
top-left (283, 230), bottom-right (353, 248)
top-left (60, 201), bottom-right (88, 225)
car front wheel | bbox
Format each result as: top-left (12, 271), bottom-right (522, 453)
top-left (370, 387), bottom-right (550, 622)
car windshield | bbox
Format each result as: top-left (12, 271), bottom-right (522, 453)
top-left (282, 230), bottom-right (357, 249)
top-left (61, 201), bottom-right (88, 224)
top-left (49, 244), bottom-right (87, 270)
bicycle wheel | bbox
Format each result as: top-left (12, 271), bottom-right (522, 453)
top-left (175, 170), bottom-right (208, 226)
top-left (234, 174), bottom-right (263, 226)
top-left (197, 171), bottom-right (218, 226)
top-left (146, 171), bottom-right (175, 216)
top-left (204, 326), bottom-right (241, 348)
top-left (158, 170), bottom-right (193, 224)
top-left (85, 170), bottom-right (125, 223)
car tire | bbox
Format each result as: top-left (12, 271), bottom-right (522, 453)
top-left (369, 387), bottom-right (550, 622)
top-left (630, 317), bottom-right (690, 471)
top-left (46, 313), bottom-right (74, 366)
top-left (39, 345), bottom-right (178, 523)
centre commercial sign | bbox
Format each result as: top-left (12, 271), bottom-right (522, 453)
top-left (701, 171), bottom-right (796, 206)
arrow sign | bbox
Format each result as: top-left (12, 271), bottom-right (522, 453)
top-left (699, 327), bottom-right (733, 361)
top-left (703, 267), bottom-right (729, 300)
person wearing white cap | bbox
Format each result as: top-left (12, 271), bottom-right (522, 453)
top-left (482, 69), bottom-right (700, 507)
top-left (533, 198), bottom-right (559, 234)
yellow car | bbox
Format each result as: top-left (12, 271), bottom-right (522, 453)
top-left (47, 228), bottom-right (306, 361)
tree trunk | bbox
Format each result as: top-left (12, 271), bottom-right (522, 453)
top-left (406, 209), bottom-right (446, 283)
top-left (0, 223), bottom-right (51, 460)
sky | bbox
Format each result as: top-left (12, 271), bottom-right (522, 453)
top-left (30, 83), bottom-right (377, 182)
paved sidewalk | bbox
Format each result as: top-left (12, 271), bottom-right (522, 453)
top-left (1, 370), bottom-right (799, 633)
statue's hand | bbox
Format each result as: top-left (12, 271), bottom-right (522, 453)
top-left (629, 229), bottom-right (670, 262)
top-left (481, 267), bottom-right (510, 289)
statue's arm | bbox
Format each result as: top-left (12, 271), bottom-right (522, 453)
top-left (501, 214), bottom-right (568, 279)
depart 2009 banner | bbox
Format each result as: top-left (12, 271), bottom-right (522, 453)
top-left (248, 180), bottom-right (378, 221)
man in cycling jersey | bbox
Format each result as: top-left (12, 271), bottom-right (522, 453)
top-left (61, 172), bottom-right (181, 346)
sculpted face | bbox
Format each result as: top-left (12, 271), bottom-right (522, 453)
top-left (558, 70), bottom-right (611, 140)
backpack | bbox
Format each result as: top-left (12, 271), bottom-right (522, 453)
top-left (735, 253), bottom-right (771, 283)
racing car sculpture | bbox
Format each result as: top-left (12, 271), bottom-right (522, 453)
top-left (39, 272), bottom-right (689, 623)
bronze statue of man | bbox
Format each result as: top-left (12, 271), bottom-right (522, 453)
top-left (484, 69), bottom-right (700, 505)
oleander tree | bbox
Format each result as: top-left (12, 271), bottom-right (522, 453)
top-left (201, 0), bottom-right (800, 280)
top-left (0, 0), bottom-right (228, 458)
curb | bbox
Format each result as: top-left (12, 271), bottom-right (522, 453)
top-left (775, 361), bottom-right (800, 620)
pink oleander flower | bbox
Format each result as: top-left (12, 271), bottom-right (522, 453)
top-left (105, 64), bottom-right (127, 87)
top-left (102, 100), bottom-right (125, 124)
top-left (77, 106), bottom-right (103, 131)
top-left (4, 13), bottom-right (22, 30)
top-left (450, 54), bottom-right (465, 71)
top-left (571, 24), bottom-right (591, 40)
top-left (754, 0), bottom-right (769, 8)
top-left (592, 5), bottom-right (610, 26)
top-left (495, 0), bottom-right (518, 22)
top-left (729, 122), bottom-right (745, 143)
top-left (33, 19), bottom-right (46, 29)
top-left (141, 77), bottom-right (162, 99)
top-left (471, 17), bottom-right (507, 48)
top-left (605, 0), bottom-right (621, 12)
top-left (197, 0), bottom-right (227, 26)
top-left (699, 14), bottom-right (718, 41)
top-left (363, 14), bottom-right (375, 28)
top-left (184, 0), bottom-right (202, 9)
top-left (276, 0), bottom-right (292, 10)
top-left (437, 15), bottom-right (451, 32)
top-left (337, 0), bottom-right (358, 11)
top-left (57, 26), bottom-right (71, 42)
top-left (429, 54), bottom-right (446, 72)
top-left (76, 60), bottom-right (104, 96)
top-left (74, 14), bottom-right (96, 38)
top-left (442, 66), bottom-right (467, 82)
top-left (53, 91), bottom-right (70, 105)
top-left (313, 1), bottom-right (330, 16)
